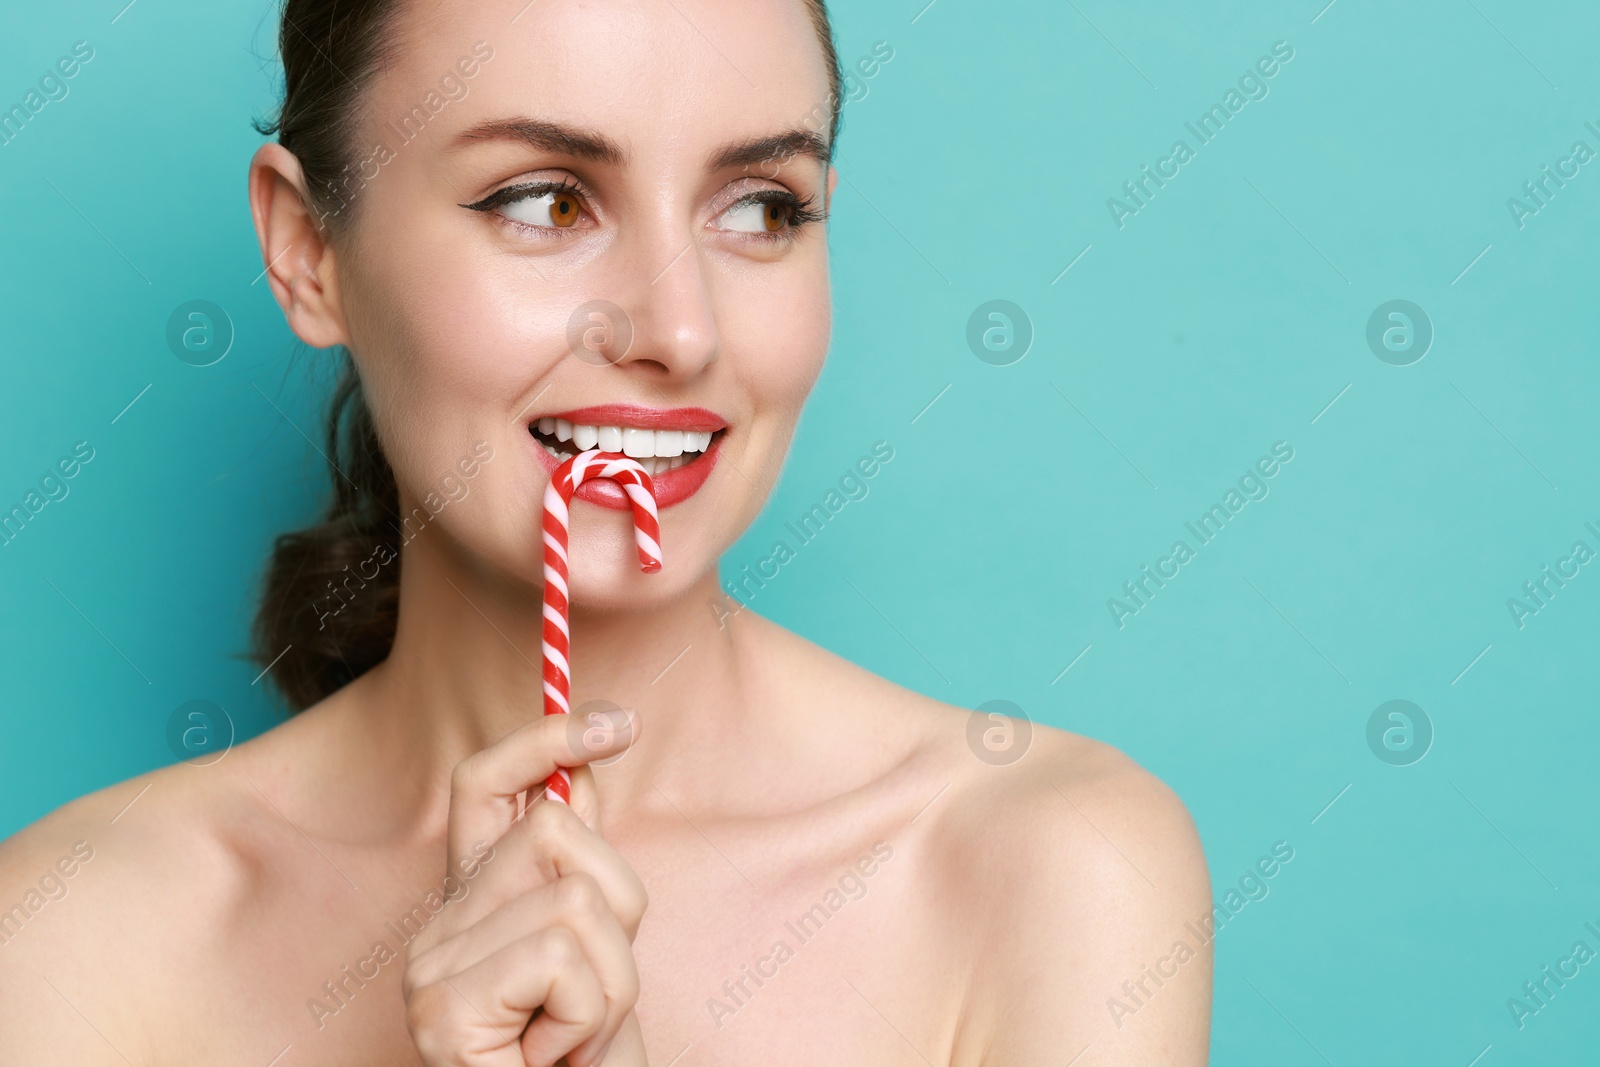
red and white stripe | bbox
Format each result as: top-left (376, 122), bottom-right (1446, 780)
top-left (541, 449), bottom-right (662, 805)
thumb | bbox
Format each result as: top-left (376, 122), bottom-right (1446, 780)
top-left (562, 705), bottom-right (640, 830)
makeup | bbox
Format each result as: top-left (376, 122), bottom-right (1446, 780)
top-left (528, 404), bottom-right (726, 509)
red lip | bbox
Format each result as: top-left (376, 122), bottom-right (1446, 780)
top-left (540, 405), bottom-right (727, 433)
top-left (527, 406), bottom-right (727, 510)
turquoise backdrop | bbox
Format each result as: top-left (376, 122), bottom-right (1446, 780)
top-left (2, 0), bottom-right (1597, 1062)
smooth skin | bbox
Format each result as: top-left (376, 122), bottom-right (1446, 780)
top-left (0, 0), bottom-right (1211, 1063)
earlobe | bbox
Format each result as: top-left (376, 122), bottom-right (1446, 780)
top-left (248, 143), bottom-right (351, 350)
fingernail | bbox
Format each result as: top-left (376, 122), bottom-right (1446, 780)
top-left (590, 707), bottom-right (634, 743)
top-left (569, 701), bottom-right (636, 758)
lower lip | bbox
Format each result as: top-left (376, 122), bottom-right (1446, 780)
top-left (529, 430), bottom-right (723, 510)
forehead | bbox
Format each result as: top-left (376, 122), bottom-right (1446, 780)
top-left (373, 0), bottom-right (832, 161)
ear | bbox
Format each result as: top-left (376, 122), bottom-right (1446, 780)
top-left (248, 143), bottom-right (352, 350)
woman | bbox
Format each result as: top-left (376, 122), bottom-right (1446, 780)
top-left (0, 0), bottom-right (1211, 1062)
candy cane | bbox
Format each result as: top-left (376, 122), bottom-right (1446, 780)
top-left (541, 449), bottom-right (662, 806)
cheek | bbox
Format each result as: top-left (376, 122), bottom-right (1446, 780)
top-left (696, 256), bottom-right (830, 555)
top-left (342, 226), bottom-right (571, 490)
top-left (725, 256), bottom-right (832, 416)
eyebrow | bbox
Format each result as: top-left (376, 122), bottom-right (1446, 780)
top-left (709, 129), bottom-right (832, 172)
top-left (451, 118), bottom-right (832, 172)
top-left (453, 117), bottom-right (625, 164)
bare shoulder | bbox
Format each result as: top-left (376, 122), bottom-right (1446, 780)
top-left (959, 724), bottom-right (1207, 883)
top-left (0, 742), bottom-right (272, 1061)
top-left (937, 723), bottom-right (1213, 1064)
top-left (723, 613), bottom-right (1211, 1060)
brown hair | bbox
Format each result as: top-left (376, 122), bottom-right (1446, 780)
top-left (249, 0), bottom-right (844, 711)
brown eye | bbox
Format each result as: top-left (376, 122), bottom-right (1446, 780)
top-left (550, 191), bottom-right (581, 228)
top-left (489, 185), bottom-right (590, 231)
top-left (717, 197), bottom-right (801, 236)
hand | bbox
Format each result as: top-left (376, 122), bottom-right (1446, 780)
top-left (401, 708), bottom-right (649, 1066)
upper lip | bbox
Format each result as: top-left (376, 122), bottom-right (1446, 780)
top-left (531, 404), bottom-right (728, 432)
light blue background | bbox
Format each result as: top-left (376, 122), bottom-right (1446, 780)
top-left (2, 0), bottom-right (1597, 1062)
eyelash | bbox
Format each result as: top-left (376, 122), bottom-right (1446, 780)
top-left (461, 179), bottom-right (826, 245)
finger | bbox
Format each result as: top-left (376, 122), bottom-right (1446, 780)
top-left (446, 709), bottom-right (638, 883)
top-left (568, 763), bottom-right (602, 833)
top-left (565, 703), bottom-right (641, 832)
top-left (408, 874), bottom-right (639, 1062)
top-left (411, 927), bottom-right (607, 1067)
top-left (465, 798), bottom-right (648, 938)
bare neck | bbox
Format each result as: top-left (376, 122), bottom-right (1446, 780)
top-left (344, 527), bottom-right (757, 826)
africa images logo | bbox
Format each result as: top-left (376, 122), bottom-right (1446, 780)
top-left (1106, 441), bottom-right (1295, 629)
top-left (1105, 41), bottom-right (1295, 229)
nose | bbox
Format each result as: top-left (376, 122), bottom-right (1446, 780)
top-left (602, 229), bottom-right (720, 380)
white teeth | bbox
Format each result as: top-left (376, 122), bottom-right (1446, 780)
top-left (622, 427), bottom-right (655, 459)
top-left (654, 430), bottom-right (684, 457)
top-left (536, 420), bottom-right (718, 460)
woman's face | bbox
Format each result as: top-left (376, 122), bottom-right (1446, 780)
top-left (329, 0), bottom-right (836, 607)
